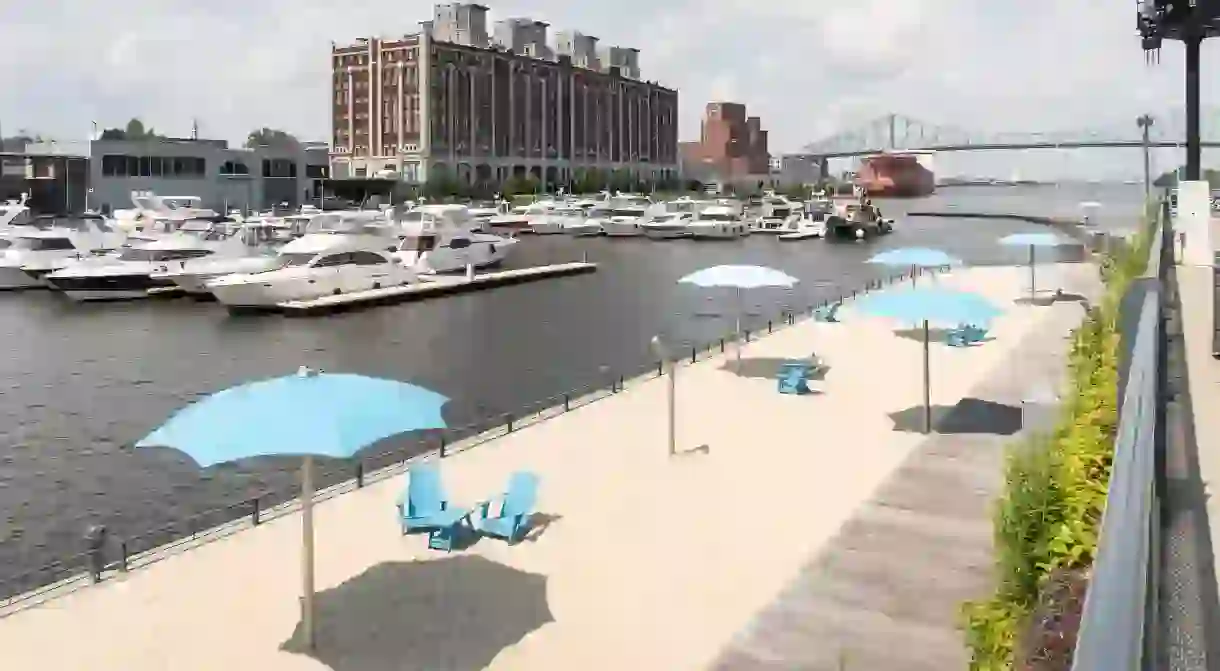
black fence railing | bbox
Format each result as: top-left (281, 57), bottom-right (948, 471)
top-left (0, 265), bottom-right (943, 612)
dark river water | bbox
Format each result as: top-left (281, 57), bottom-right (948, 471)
top-left (0, 184), bottom-right (1144, 595)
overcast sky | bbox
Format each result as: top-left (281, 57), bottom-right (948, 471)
top-left (1, 0), bottom-right (1217, 178)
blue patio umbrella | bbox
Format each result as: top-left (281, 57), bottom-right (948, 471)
top-left (868, 247), bottom-right (963, 286)
top-left (679, 265), bottom-right (799, 366)
top-left (998, 232), bottom-right (1068, 299)
top-left (135, 366), bottom-right (449, 649)
top-left (853, 287), bottom-right (1002, 433)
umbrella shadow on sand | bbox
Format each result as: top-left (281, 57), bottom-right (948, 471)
top-left (720, 356), bottom-right (830, 385)
top-left (1014, 291), bottom-right (1090, 307)
top-left (889, 398), bottom-right (1023, 435)
top-left (281, 556), bottom-right (553, 671)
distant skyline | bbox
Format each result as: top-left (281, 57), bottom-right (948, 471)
top-left (3, 0), bottom-right (1220, 179)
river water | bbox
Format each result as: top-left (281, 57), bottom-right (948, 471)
top-left (0, 184), bottom-right (1144, 593)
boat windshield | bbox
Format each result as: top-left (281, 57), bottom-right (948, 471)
top-left (399, 234), bottom-right (437, 252)
top-left (612, 208), bottom-right (646, 217)
top-left (271, 252), bottom-right (319, 268)
top-left (699, 212), bottom-right (737, 222)
top-left (648, 214), bottom-right (682, 223)
top-left (11, 237), bottom-right (75, 251)
top-left (117, 248), bottom-right (207, 262)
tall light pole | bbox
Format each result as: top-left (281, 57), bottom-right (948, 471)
top-left (650, 335), bottom-right (676, 457)
top-left (1137, 114), bottom-right (1154, 200)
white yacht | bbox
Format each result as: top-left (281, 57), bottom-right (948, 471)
top-left (112, 191), bottom-right (221, 233)
top-left (493, 200), bottom-right (556, 233)
top-left (752, 193), bottom-right (802, 233)
top-left (465, 201), bottom-right (502, 232)
top-left (392, 204), bottom-right (516, 273)
top-left (149, 221), bottom-right (285, 298)
top-left (597, 196), bottom-right (654, 237)
top-left (687, 205), bottom-right (750, 240)
top-left (526, 202), bottom-right (573, 235)
top-left (0, 214), bottom-right (128, 289)
top-left (206, 232), bottom-right (418, 311)
top-left (640, 211), bottom-right (696, 239)
top-left (559, 205), bottom-right (604, 237)
top-left (44, 220), bottom-right (249, 301)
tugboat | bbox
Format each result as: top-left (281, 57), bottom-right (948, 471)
top-left (824, 189), bottom-right (894, 241)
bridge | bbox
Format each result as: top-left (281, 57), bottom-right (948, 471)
top-left (797, 109), bottom-right (1220, 158)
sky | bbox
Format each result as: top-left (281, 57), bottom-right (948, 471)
top-left (1, 0), bottom-right (1218, 179)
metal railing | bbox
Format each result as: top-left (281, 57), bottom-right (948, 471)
top-left (1072, 202), bottom-right (1213, 670)
top-left (0, 264), bottom-right (943, 613)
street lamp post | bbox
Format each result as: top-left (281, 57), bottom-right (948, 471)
top-left (650, 335), bottom-right (676, 457)
top-left (1137, 114), bottom-right (1154, 200)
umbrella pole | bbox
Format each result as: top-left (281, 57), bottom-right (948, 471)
top-left (735, 286), bottom-right (743, 369)
top-left (922, 320), bottom-right (931, 434)
top-left (1028, 245), bottom-right (1036, 300)
top-left (301, 456), bottom-right (316, 649)
top-left (911, 263), bottom-right (917, 287)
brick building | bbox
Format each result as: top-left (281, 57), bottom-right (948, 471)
top-left (679, 102), bottom-right (771, 184)
top-left (329, 3), bottom-right (680, 190)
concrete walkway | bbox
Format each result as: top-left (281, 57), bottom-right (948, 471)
top-left (0, 264), bottom-right (1090, 671)
top-left (711, 265), bottom-right (1100, 670)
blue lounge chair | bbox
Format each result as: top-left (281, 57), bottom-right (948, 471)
top-left (475, 471), bottom-right (539, 545)
top-left (777, 362), bottom-right (813, 395)
top-left (814, 302), bottom-right (841, 323)
top-left (947, 324), bottom-right (989, 347)
top-left (396, 462), bottom-right (461, 535)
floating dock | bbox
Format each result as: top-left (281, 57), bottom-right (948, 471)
top-left (275, 261), bottom-right (597, 317)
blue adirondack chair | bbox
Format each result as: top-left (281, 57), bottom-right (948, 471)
top-left (814, 302), bottom-right (842, 323)
top-left (396, 463), bottom-right (455, 535)
top-left (777, 362), bottom-right (813, 395)
top-left (476, 471), bottom-right (539, 544)
top-left (947, 324), bottom-right (989, 347)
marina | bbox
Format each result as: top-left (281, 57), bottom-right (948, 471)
top-left (0, 185), bottom-right (1135, 597)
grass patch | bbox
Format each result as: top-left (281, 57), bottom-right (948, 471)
top-left (960, 220), bottom-right (1154, 670)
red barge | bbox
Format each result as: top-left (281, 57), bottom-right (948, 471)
top-left (856, 152), bottom-right (935, 198)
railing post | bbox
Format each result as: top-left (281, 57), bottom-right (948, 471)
top-left (355, 461), bottom-right (365, 488)
top-left (504, 412), bottom-right (514, 433)
top-left (119, 540), bottom-right (128, 573)
top-left (251, 496), bottom-right (261, 526)
top-left (85, 524), bottom-right (106, 584)
top-left (438, 433), bottom-right (447, 457)
top-left (562, 393), bottom-right (570, 411)
top-left (690, 346), bottom-right (696, 363)
top-left (719, 338), bottom-right (725, 353)
top-left (767, 320), bottom-right (773, 333)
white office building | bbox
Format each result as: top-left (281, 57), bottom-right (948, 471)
top-left (25, 138), bottom-right (329, 213)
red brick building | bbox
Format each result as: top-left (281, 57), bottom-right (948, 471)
top-left (679, 102), bottom-right (770, 182)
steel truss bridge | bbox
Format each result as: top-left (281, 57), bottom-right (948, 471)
top-left (796, 109), bottom-right (1220, 158)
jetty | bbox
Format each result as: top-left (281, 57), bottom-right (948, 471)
top-left (0, 263), bottom-right (1099, 670)
top-left (264, 262), bottom-right (594, 316)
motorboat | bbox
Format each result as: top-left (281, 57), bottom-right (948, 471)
top-left (149, 221), bottom-right (286, 298)
top-left (751, 193), bottom-right (802, 233)
top-left (492, 200), bottom-right (556, 232)
top-left (44, 220), bottom-right (249, 301)
top-left (465, 201), bottom-right (502, 232)
top-left (777, 218), bottom-right (826, 241)
top-left (112, 191), bottom-right (221, 233)
top-left (824, 197), bottom-right (895, 240)
top-left (640, 211), bottom-right (696, 239)
top-left (391, 205), bottom-right (515, 273)
top-left (0, 215), bottom-right (127, 289)
top-left (687, 205), bottom-right (750, 240)
top-left (206, 232), bottom-right (419, 311)
top-left (555, 204), bottom-right (604, 237)
top-left (526, 202), bottom-right (573, 235)
top-left (597, 196), bottom-right (654, 237)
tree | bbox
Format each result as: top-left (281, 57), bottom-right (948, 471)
top-left (502, 174), bottom-right (539, 197)
top-left (245, 127), bottom-right (299, 149)
top-left (97, 118), bottom-right (162, 141)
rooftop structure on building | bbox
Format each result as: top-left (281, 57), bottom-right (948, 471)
top-left (679, 101), bottom-right (771, 184)
top-left (329, 2), bottom-right (679, 189)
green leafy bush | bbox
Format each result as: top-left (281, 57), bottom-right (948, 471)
top-left (961, 222), bottom-right (1153, 670)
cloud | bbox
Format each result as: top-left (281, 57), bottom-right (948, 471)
top-left (0, 0), bottom-right (1213, 178)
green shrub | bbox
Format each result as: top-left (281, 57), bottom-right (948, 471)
top-left (961, 221), bottom-right (1153, 669)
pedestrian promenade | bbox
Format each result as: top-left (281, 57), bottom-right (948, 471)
top-left (0, 263), bottom-right (1088, 671)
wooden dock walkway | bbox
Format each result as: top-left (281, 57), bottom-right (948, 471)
top-left (710, 265), bottom-right (1101, 670)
